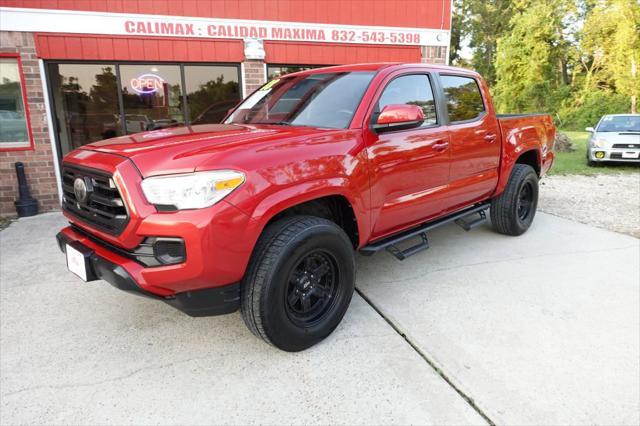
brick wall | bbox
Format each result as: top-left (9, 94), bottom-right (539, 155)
top-left (243, 60), bottom-right (266, 95)
top-left (0, 31), bottom-right (59, 218)
top-left (421, 46), bottom-right (448, 64)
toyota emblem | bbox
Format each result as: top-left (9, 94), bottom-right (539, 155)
top-left (73, 178), bottom-right (88, 204)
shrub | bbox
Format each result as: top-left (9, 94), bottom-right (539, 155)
top-left (558, 91), bottom-right (630, 130)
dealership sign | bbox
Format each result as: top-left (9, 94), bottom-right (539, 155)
top-left (0, 7), bottom-right (450, 47)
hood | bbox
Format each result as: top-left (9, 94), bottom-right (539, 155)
top-left (592, 131), bottom-right (640, 147)
top-left (81, 124), bottom-right (338, 177)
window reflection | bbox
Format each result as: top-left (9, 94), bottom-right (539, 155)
top-left (378, 74), bottom-right (437, 126)
top-left (186, 65), bottom-right (240, 125)
top-left (0, 58), bottom-right (30, 147)
top-left (48, 63), bottom-right (121, 156)
top-left (267, 65), bottom-right (322, 80)
top-left (48, 62), bottom-right (241, 154)
top-left (119, 65), bottom-right (184, 132)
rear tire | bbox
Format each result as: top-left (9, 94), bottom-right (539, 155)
top-left (490, 164), bottom-right (539, 236)
top-left (241, 216), bottom-right (355, 352)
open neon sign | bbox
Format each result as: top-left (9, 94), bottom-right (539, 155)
top-left (130, 73), bottom-right (165, 94)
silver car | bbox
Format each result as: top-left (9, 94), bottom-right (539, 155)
top-left (586, 114), bottom-right (640, 166)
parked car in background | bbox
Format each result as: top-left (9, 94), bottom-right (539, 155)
top-left (123, 114), bottom-right (153, 133)
top-left (586, 114), bottom-right (640, 166)
top-left (56, 63), bottom-right (555, 351)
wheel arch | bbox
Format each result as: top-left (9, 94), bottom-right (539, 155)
top-left (248, 182), bottom-right (368, 249)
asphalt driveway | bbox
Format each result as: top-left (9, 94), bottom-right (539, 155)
top-left (1, 212), bottom-right (638, 425)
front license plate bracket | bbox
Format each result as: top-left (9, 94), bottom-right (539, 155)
top-left (66, 241), bottom-right (97, 282)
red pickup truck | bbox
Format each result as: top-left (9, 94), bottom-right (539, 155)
top-left (57, 63), bottom-right (554, 351)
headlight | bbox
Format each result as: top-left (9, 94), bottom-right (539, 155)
top-left (592, 138), bottom-right (607, 148)
top-left (141, 170), bottom-right (245, 210)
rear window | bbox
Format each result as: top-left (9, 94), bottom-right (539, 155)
top-left (440, 75), bottom-right (485, 123)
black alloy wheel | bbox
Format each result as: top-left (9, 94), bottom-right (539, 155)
top-left (285, 250), bottom-right (339, 327)
top-left (517, 181), bottom-right (534, 221)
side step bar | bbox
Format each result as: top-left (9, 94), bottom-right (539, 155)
top-left (455, 210), bottom-right (487, 231)
top-left (359, 202), bottom-right (490, 261)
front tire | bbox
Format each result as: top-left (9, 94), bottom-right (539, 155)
top-left (241, 216), bottom-right (356, 352)
top-left (490, 164), bottom-right (539, 236)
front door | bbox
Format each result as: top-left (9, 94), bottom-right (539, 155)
top-left (366, 73), bottom-right (451, 239)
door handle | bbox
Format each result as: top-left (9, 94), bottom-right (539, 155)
top-left (484, 133), bottom-right (497, 142)
top-left (432, 140), bottom-right (449, 151)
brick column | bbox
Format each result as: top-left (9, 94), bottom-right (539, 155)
top-left (242, 60), bottom-right (266, 96)
top-left (0, 31), bottom-right (59, 217)
top-left (421, 46), bottom-right (448, 65)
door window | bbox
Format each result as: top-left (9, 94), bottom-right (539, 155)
top-left (440, 75), bottom-right (485, 123)
top-left (119, 65), bottom-right (184, 133)
top-left (378, 74), bottom-right (437, 126)
top-left (48, 63), bottom-right (121, 156)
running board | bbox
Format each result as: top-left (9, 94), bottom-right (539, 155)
top-left (359, 203), bottom-right (490, 261)
top-left (455, 210), bottom-right (487, 231)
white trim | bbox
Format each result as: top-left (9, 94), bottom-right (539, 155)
top-left (446, 0), bottom-right (453, 65)
top-left (240, 62), bottom-right (247, 98)
top-left (263, 63), bottom-right (268, 83)
top-left (0, 6), bottom-right (450, 47)
top-left (38, 59), bottom-right (63, 205)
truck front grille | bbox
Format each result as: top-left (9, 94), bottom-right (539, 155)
top-left (61, 165), bottom-right (129, 235)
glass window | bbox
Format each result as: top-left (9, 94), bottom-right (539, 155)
top-left (48, 63), bottom-right (121, 156)
top-left (185, 65), bottom-right (240, 125)
top-left (378, 74), bottom-right (437, 126)
top-left (440, 75), bottom-right (485, 122)
top-left (597, 115), bottom-right (640, 132)
top-left (0, 57), bottom-right (31, 148)
top-left (119, 65), bottom-right (184, 133)
top-left (267, 65), bottom-right (321, 80)
top-left (226, 72), bottom-right (374, 129)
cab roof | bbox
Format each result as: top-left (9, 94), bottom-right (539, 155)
top-left (282, 62), bottom-right (480, 78)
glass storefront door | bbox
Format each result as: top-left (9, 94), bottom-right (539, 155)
top-left (48, 62), bottom-right (241, 158)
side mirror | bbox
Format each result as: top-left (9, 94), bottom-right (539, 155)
top-left (373, 104), bottom-right (424, 132)
top-left (585, 127), bottom-right (595, 132)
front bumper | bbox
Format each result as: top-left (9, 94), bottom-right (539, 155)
top-left (588, 146), bottom-right (640, 162)
top-left (56, 231), bottom-right (240, 317)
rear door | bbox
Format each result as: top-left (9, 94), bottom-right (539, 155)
top-left (438, 74), bottom-right (501, 211)
top-left (365, 71), bottom-right (451, 239)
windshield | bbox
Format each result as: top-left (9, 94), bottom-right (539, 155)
top-left (597, 115), bottom-right (640, 132)
top-left (225, 72), bottom-right (375, 129)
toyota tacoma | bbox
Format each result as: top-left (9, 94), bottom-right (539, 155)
top-left (57, 63), bottom-right (555, 351)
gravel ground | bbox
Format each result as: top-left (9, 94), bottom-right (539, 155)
top-left (539, 173), bottom-right (640, 238)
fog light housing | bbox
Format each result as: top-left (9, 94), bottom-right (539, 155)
top-left (153, 238), bottom-right (186, 265)
top-left (595, 151), bottom-right (605, 159)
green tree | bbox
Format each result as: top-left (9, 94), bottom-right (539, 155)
top-left (493, 0), bottom-right (574, 113)
top-left (461, 0), bottom-right (516, 84)
top-left (579, 0), bottom-right (640, 113)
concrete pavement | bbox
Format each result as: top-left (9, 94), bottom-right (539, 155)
top-left (0, 214), bottom-right (484, 425)
top-left (357, 213), bottom-right (640, 425)
top-left (1, 212), bottom-right (639, 425)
